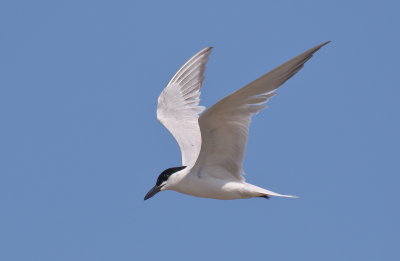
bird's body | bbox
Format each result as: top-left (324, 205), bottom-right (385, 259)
top-left (162, 164), bottom-right (297, 200)
top-left (144, 42), bottom-right (329, 201)
top-left (163, 168), bottom-right (263, 200)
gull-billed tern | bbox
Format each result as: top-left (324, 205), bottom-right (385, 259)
top-left (144, 42), bottom-right (329, 200)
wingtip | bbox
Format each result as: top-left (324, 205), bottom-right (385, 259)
top-left (196, 46), bottom-right (213, 56)
top-left (314, 41), bottom-right (331, 50)
top-left (303, 41), bottom-right (330, 57)
top-left (322, 40), bottom-right (332, 45)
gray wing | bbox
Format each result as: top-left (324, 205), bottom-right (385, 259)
top-left (194, 42), bottom-right (330, 181)
top-left (157, 47), bottom-right (213, 167)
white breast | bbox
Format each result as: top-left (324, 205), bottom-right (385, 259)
top-left (168, 170), bottom-right (258, 200)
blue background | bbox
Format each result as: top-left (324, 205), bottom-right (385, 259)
top-left (1, 0), bottom-right (399, 260)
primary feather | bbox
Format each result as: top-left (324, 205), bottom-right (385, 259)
top-left (193, 42), bottom-right (330, 182)
top-left (157, 47), bottom-right (212, 168)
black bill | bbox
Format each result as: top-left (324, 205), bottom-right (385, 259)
top-left (144, 185), bottom-right (162, 200)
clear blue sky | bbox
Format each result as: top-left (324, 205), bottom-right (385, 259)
top-left (1, 0), bottom-right (399, 260)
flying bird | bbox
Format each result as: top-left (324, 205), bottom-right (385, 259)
top-left (144, 42), bottom-right (329, 200)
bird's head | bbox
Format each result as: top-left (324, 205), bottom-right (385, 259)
top-left (144, 166), bottom-right (187, 200)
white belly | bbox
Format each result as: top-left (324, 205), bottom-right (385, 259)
top-left (169, 175), bottom-right (260, 200)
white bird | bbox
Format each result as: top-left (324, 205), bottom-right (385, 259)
top-left (144, 42), bottom-right (329, 200)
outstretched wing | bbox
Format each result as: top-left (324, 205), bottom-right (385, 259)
top-left (194, 42), bottom-right (330, 181)
top-left (157, 47), bottom-right (213, 168)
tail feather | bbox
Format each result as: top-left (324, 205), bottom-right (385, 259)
top-left (262, 189), bottom-right (298, 198)
top-left (249, 183), bottom-right (298, 198)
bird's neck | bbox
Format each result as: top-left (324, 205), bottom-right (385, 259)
top-left (165, 168), bottom-right (190, 189)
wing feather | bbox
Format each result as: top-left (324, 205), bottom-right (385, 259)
top-left (194, 42), bottom-right (330, 181)
top-left (157, 47), bottom-right (213, 167)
